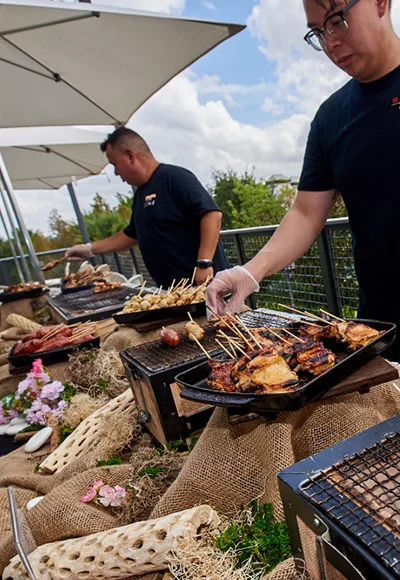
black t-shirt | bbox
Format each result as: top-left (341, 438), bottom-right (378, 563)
top-left (299, 65), bottom-right (400, 324)
top-left (124, 163), bottom-right (230, 287)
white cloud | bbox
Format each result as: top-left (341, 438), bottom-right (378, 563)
top-left (201, 0), bottom-right (216, 10)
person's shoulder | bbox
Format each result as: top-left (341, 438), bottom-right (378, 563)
top-left (159, 163), bottom-right (197, 178)
top-left (317, 78), bottom-right (354, 116)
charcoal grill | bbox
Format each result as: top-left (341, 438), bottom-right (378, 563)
top-left (278, 413), bottom-right (400, 580)
top-left (48, 286), bottom-right (145, 324)
top-left (120, 325), bottom-right (222, 444)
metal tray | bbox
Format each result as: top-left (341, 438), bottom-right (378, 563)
top-left (0, 286), bottom-right (47, 303)
top-left (175, 319), bottom-right (396, 413)
top-left (8, 336), bottom-right (100, 373)
top-left (61, 283), bottom-right (93, 295)
top-left (113, 300), bottom-right (206, 324)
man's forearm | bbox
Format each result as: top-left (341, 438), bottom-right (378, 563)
top-left (197, 211), bottom-right (222, 261)
top-left (90, 231), bottom-right (137, 255)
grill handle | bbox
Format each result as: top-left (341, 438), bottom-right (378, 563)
top-left (179, 386), bottom-right (255, 407)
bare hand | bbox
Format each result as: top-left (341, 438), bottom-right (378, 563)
top-left (195, 266), bottom-right (214, 286)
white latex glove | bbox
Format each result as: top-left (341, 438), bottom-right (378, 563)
top-left (65, 243), bottom-right (93, 262)
top-left (206, 265), bottom-right (260, 317)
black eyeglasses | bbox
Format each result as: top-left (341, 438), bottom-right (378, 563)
top-left (304, 0), bottom-right (360, 51)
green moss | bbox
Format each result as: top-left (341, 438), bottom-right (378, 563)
top-left (34, 462), bottom-right (40, 473)
top-left (137, 466), bottom-right (167, 479)
top-left (215, 501), bottom-right (292, 575)
top-left (60, 382), bottom-right (78, 402)
top-left (158, 438), bottom-right (187, 454)
top-left (19, 424), bottom-right (44, 433)
top-left (96, 379), bottom-right (109, 391)
top-left (96, 456), bottom-right (123, 467)
top-left (58, 423), bottom-right (75, 444)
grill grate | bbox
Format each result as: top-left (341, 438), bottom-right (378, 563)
top-left (300, 432), bottom-right (400, 578)
top-left (49, 286), bottom-right (141, 323)
top-left (238, 308), bottom-right (308, 328)
top-left (123, 325), bottom-right (221, 373)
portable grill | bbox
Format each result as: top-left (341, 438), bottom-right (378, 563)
top-left (48, 286), bottom-right (144, 324)
top-left (120, 325), bottom-right (221, 445)
top-left (119, 309), bottom-right (307, 443)
top-left (278, 413), bottom-right (400, 580)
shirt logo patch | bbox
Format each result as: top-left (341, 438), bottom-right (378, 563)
top-left (391, 96), bottom-right (400, 108)
top-left (144, 193), bottom-right (156, 208)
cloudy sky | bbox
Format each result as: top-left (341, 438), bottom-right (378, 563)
top-left (8, 0), bottom-right (400, 237)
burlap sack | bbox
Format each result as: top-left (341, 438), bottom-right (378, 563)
top-left (0, 299), bottom-right (35, 331)
top-left (0, 442), bottom-right (131, 575)
top-left (151, 379), bottom-right (400, 579)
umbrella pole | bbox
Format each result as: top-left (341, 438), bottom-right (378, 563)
top-left (0, 208), bottom-right (25, 284)
top-left (0, 153), bottom-right (45, 283)
top-left (0, 178), bottom-right (31, 281)
top-left (66, 182), bottom-right (91, 245)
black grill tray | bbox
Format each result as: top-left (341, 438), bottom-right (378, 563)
top-left (0, 286), bottom-right (47, 303)
top-left (175, 319), bottom-right (396, 413)
top-left (8, 336), bottom-right (100, 372)
top-left (61, 283), bottom-right (93, 294)
top-left (114, 301), bottom-right (206, 324)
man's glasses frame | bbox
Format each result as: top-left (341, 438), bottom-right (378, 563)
top-left (304, 0), bottom-right (360, 51)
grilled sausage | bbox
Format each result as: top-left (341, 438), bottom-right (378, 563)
top-left (160, 327), bottom-right (181, 347)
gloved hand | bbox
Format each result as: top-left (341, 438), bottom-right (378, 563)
top-left (206, 265), bottom-right (260, 317)
top-left (65, 243), bottom-right (93, 262)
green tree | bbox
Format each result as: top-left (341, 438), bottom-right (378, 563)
top-left (83, 193), bottom-right (130, 240)
top-left (230, 179), bottom-right (287, 228)
top-left (210, 168), bottom-right (255, 229)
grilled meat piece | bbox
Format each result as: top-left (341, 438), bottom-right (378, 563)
top-left (231, 349), bottom-right (298, 393)
top-left (13, 338), bottom-right (44, 356)
top-left (293, 340), bottom-right (336, 376)
top-left (299, 323), bottom-right (330, 342)
top-left (207, 359), bottom-right (237, 392)
top-left (329, 321), bottom-right (383, 351)
top-left (185, 321), bottom-right (205, 342)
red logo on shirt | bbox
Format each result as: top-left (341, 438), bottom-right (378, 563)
top-left (391, 96), bottom-right (400, 107)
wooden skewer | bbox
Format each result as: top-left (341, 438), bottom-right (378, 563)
top-left (167, 279), bottom-right (176, 294)
top-left (278, 303), bottom-right (334, 326)
top-left (190, 268), bottom-right (196, 286)
top-left (224, 336), bottom-right (251, 360)
top-left (217, 326), bottom-right (255, 351)
top-left (187, 312), bottom-right (195, 324)
top-left (215, 339), bottom-right (237, 360)
top-left (320, 309), bottom-right (344, 323)
top-left (137, 280), bottom-right (147, 298)
top-left (281, 328), bottom-right (305, 344)
top-left (41, 325), bottom-right (68, 342)
top-left (229, 314), bottom-right (263, 349)
top-left (191, 335), bottom-right (211, 359)
top-left (266, 327), bottom-right (292, 346)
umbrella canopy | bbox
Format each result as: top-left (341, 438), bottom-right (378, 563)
top-left (0, 126), bottom-right (108, 189)
top-left (0, 0), bottom-right (245, 128)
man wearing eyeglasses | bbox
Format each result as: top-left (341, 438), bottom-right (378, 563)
top-left (207, 0), bottom-right (400, 356)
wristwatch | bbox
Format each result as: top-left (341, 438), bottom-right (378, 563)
top-left (196, 259), bottom-right (213, 269)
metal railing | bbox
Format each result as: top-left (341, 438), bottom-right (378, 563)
top-left (0, 217), bottom-right (358, 317)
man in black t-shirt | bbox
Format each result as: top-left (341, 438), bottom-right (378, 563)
top-left (66, 127), bottom-right (229, 288)
top-left (207, 0), bottom-right (400, 357)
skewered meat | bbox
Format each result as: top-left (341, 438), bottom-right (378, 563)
top-left (293, 341), bottom-right (336, 376)
top-left (328, 321), bottom-right (383, 351)
top-left (121, 279), bottom-right (206, 314)
top-left (3, 282), bottom-right (45, 294)
top-left (299, 323), bottom-right (330, 342)
top-left (13, 339), bottom-right (43, 356)
top-left (185, 321), bottom-right (205, 342)
top-left (207, 359), bottom-right (237, 392)
top-left (160, 327), bottom-right (181, 347)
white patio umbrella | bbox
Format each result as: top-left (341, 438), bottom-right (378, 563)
top-left (0, 0), bottom-right (245, 281)
top-left (0, 0), bottom-right (245, 128)
top-left (0, 125), bottom-right (109, 281)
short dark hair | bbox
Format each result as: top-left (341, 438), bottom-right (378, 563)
top-left (100, 126), bottom-right (151, 155)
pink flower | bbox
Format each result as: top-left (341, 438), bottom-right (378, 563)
top-left (41, 381), bottom-right (64, 402)
top-left (98, 484), bottom-right (126, 507)
top-left (80, 487), bottom-right (97, 503)
top-left (92, 480), bottom-right (104, 491)
top-left (31, 359), bottom-right (43, 376)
